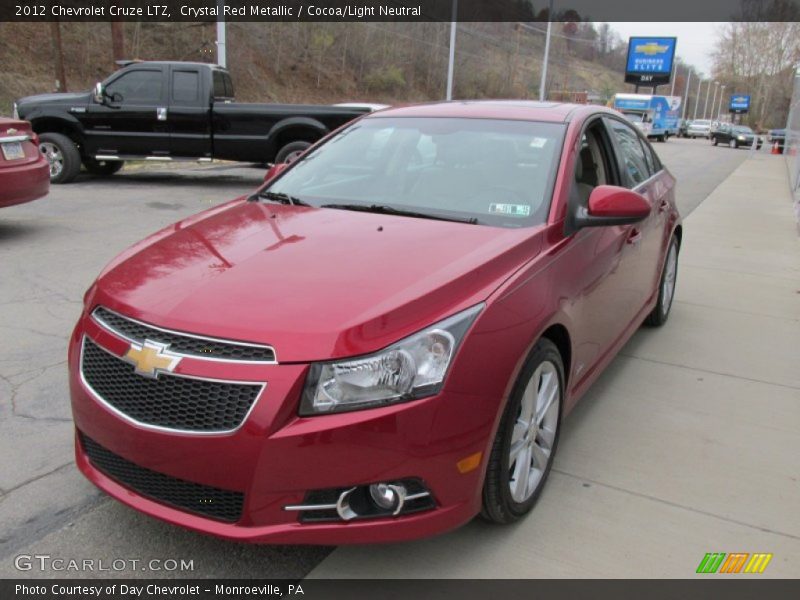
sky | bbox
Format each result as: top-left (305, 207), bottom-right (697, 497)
top-left (607, 22), bottom-right (727, 77)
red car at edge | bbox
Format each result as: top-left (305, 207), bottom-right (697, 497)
top-left (0, 118), bottom-right (49, 208)
top-left (69, 101), bottom-right (681, 544)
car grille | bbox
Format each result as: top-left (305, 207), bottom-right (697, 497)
top-left (81, 337), bottom-right (264, 433)
top-left (92, 307), bottom-right (276, 362)
top-left (80, 433), bottom-right (244, 522)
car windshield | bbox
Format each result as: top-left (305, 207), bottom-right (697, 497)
top-left (264, 117), bottom-right (566, 228)
top-left (693, 120), bottom-right (711, 126)
top-left (733, 126), bottom-right (753, 134)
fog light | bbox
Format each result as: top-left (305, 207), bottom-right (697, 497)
top-left (369, 483), bottom-right (406, 514)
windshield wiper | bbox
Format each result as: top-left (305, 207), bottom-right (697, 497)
top-left (321, 203), bottom-right (478, 225)
top-left (250, 190), bottom-right (310, 206)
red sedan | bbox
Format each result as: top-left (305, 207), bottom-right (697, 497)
top-left (0, 118), bottom-right (49, 208)
top-left (69, 102), bottom-right (681, 544)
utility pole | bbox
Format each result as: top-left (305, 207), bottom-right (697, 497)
top-left (703, 80), bottom-right (712, 119)
top-left (693, 77), bottom-right (702, 120)
top-left (110, 21), bottom-right (126, 65)
top-left (216, 0), bottom-right (227, 67)
top-left (716, 85), bottom-right (726, 120)
top-left (50, 20), bottom-right (67, 92)
top-left (669, 63), bottom-right (677, 97)
top-left (446, 0), bottom-right (457, 100)
top-left (538, 0), bottom-right (555, 102)
top-left (682, 69), bottom-right (692, 120)
top-left (710, 82), bottom-right (719, 121)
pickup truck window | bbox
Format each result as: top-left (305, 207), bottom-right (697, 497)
top-left (173, 71), bottom-right (199, 103)
top-left (212, 70), bottom-right (234, 100)
top-left (106, 70), bottom-right (162, 103)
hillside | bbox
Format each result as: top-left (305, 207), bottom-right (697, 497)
top-left (1, 21), bottom-right (630, 115)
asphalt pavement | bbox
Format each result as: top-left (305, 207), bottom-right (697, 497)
top-left (0, 138), bottom-right (779, 578)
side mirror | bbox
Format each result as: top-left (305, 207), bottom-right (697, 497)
top-left (93, 82), bottom-right (105, 104)
top-left (574, 185), bottom-right (651, 229)
top-left (264, 162), bottom-right (288, 182)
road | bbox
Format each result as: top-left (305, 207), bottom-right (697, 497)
top-left (0, 139), bottom-right (750, 578)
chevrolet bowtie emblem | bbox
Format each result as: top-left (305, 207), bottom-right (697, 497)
top-left (5, 128), bottom-right (18, 135)
top-left (123, 340), bottom-right (181, 378)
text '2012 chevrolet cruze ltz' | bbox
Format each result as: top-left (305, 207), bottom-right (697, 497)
top-left (69, 101), bottom-right (681, 544)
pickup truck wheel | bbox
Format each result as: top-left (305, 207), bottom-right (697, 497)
top-left (275, 141), bottom-right (312, 164)
top-left (83, 157), bottom-right (124, 176)
top-left (39, 133), bottom-right (81, 184)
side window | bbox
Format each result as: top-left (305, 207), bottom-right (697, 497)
top-left (223, 73), bottom-right (235, 98)
top-left (212, 71), bottom-right (235, 100)
top-left (607, 118), bottom-right (650, 187)
top-left (105, 70), bottom-right (162, 103)
top-left (574, 124), bottom-right (611, 206)
top-left (640, 137), bottom-right (655, 176)
top-left (172, 71), bottom-right (199, 103)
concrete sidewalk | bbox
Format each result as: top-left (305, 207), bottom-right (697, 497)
top-left (308, 154), bottom-right (800, 578)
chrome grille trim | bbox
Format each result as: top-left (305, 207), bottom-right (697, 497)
top-left (79, 336), bottom-right (266, 436)
top-left (91, 306), bottom-right (277, 364)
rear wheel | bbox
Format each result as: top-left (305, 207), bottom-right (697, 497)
top-left (645, 235), bottom-right (679, 327)
top-left (83, 157), bottom-right (124, 176)
top-left (39, 133), bottom-right (81, 184)
top-left (275, 141), bottom-right (312, 164)
top-left (481, 338), bottom-right (563, 524)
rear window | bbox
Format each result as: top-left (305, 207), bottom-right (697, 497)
top-left (212, 70), bottom-right (234, 99)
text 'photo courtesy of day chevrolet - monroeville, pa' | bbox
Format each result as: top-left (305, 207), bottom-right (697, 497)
top-left (0, 0), bottom-right (798, 598)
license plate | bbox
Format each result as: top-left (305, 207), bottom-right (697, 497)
top-left (1, 141), bottom-right (25, 161)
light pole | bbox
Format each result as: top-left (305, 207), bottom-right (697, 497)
top-left (703, 80), bottom-right (712, 119)
top-left (716, 85), bottom-right (726, 120)
top-left (538, 0), bottom-right (555, 102)
top-left (710, 82), bottom-right (719, 122)
top-left (216, 0), bottom-right (226, 68)
top-left (446, 0), bottom-right (457, 101)
top-left (682, 69), bottom-right (692, 120)
top-left (693, 77), bottom-right (703, 120)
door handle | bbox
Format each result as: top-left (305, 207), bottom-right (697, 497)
top-left (658, 200), bottom-right (670, 213)
top-left (626, 228), bottom-right (643, 245)
top-left (156, 107), bottom-right (168, 121)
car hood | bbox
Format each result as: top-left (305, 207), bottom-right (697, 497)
top-left (89, 200), bottom-right (542, 362)
top-left (16, 91), bottom-right (90, 112)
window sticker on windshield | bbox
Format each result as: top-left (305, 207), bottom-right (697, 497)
top-left (529, 137), bottom-right (549, 148)
top-left (489, 203), bottom-right (531, 217)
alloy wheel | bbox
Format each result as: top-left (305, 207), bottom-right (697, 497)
top-left (662, 242), bottom-right (678, 317)
top-left (40, 142), bottom-right (64, 178)
top-left (508, 361), bottom-right (560, 503)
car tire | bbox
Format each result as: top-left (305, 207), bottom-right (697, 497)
top-left (712, 137), bottom-right (718, 146)
top-left (83, 157), bottom-right (124, 176)
top-left (39, 132), bottom-right (81, 184)
top-left (644, 235), bottom-right (679, 327)
top-left (729, 139), bottom-right (738, 149)
top-left (275, 141), bottom-right (312, 164)
top-left (481, 338), bottom-right (564, 525)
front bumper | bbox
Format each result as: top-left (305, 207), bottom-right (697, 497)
top-left (69, 311), bottom-right (495, 544)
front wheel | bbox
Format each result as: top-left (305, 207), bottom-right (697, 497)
top-left (39, 132), bottom-right (81, 183)
top-left (729, 139), bottom-right (738, 149)
top-left (481, 338), bottom-right (563, 524)
top-left (644, 235), bottom-right (679, 327)
top-left (83, 157), bottom-right (124, 176)
top-left (712, 137), bottom-right (718, 145)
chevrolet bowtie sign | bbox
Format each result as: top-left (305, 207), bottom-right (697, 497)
top-left (123, 340), bottom-right (182, 378)
top-left (625, 36), bottom-right (677, 87)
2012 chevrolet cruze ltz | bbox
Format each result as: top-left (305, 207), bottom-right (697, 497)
top-left (69, 101), bottom-right (681, 544)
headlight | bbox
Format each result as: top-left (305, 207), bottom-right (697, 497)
top-left (738, 135), bottom-right (746, 141)
top-left (300, 304), bottom-right (483, 415)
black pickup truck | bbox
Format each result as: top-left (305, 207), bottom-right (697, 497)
top-left (14, 61), bottom-right (369, 183)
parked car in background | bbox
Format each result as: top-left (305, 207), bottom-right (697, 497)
top-left (0, 117), bottom-right (49, 208)
top-left (711, 124), bottom-right (762, 149)
top-left (686, 119), bottom-right (712, 138)
top-left (14, 61), bottom-right (369, 183)
top-left (677, 119), bottom-right (690, 138)
top-left (69, 101), bottom-right (681, 544)
top-left (767, 128), bottom-right (786, 153)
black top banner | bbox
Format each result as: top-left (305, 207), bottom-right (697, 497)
top-left (2, 0), bottom-right (800, 22)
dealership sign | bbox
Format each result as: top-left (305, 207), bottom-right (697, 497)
top-left (729, 94), bottom-right (751, 114)
top-left (625, 37), bottom-right (677, 86)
